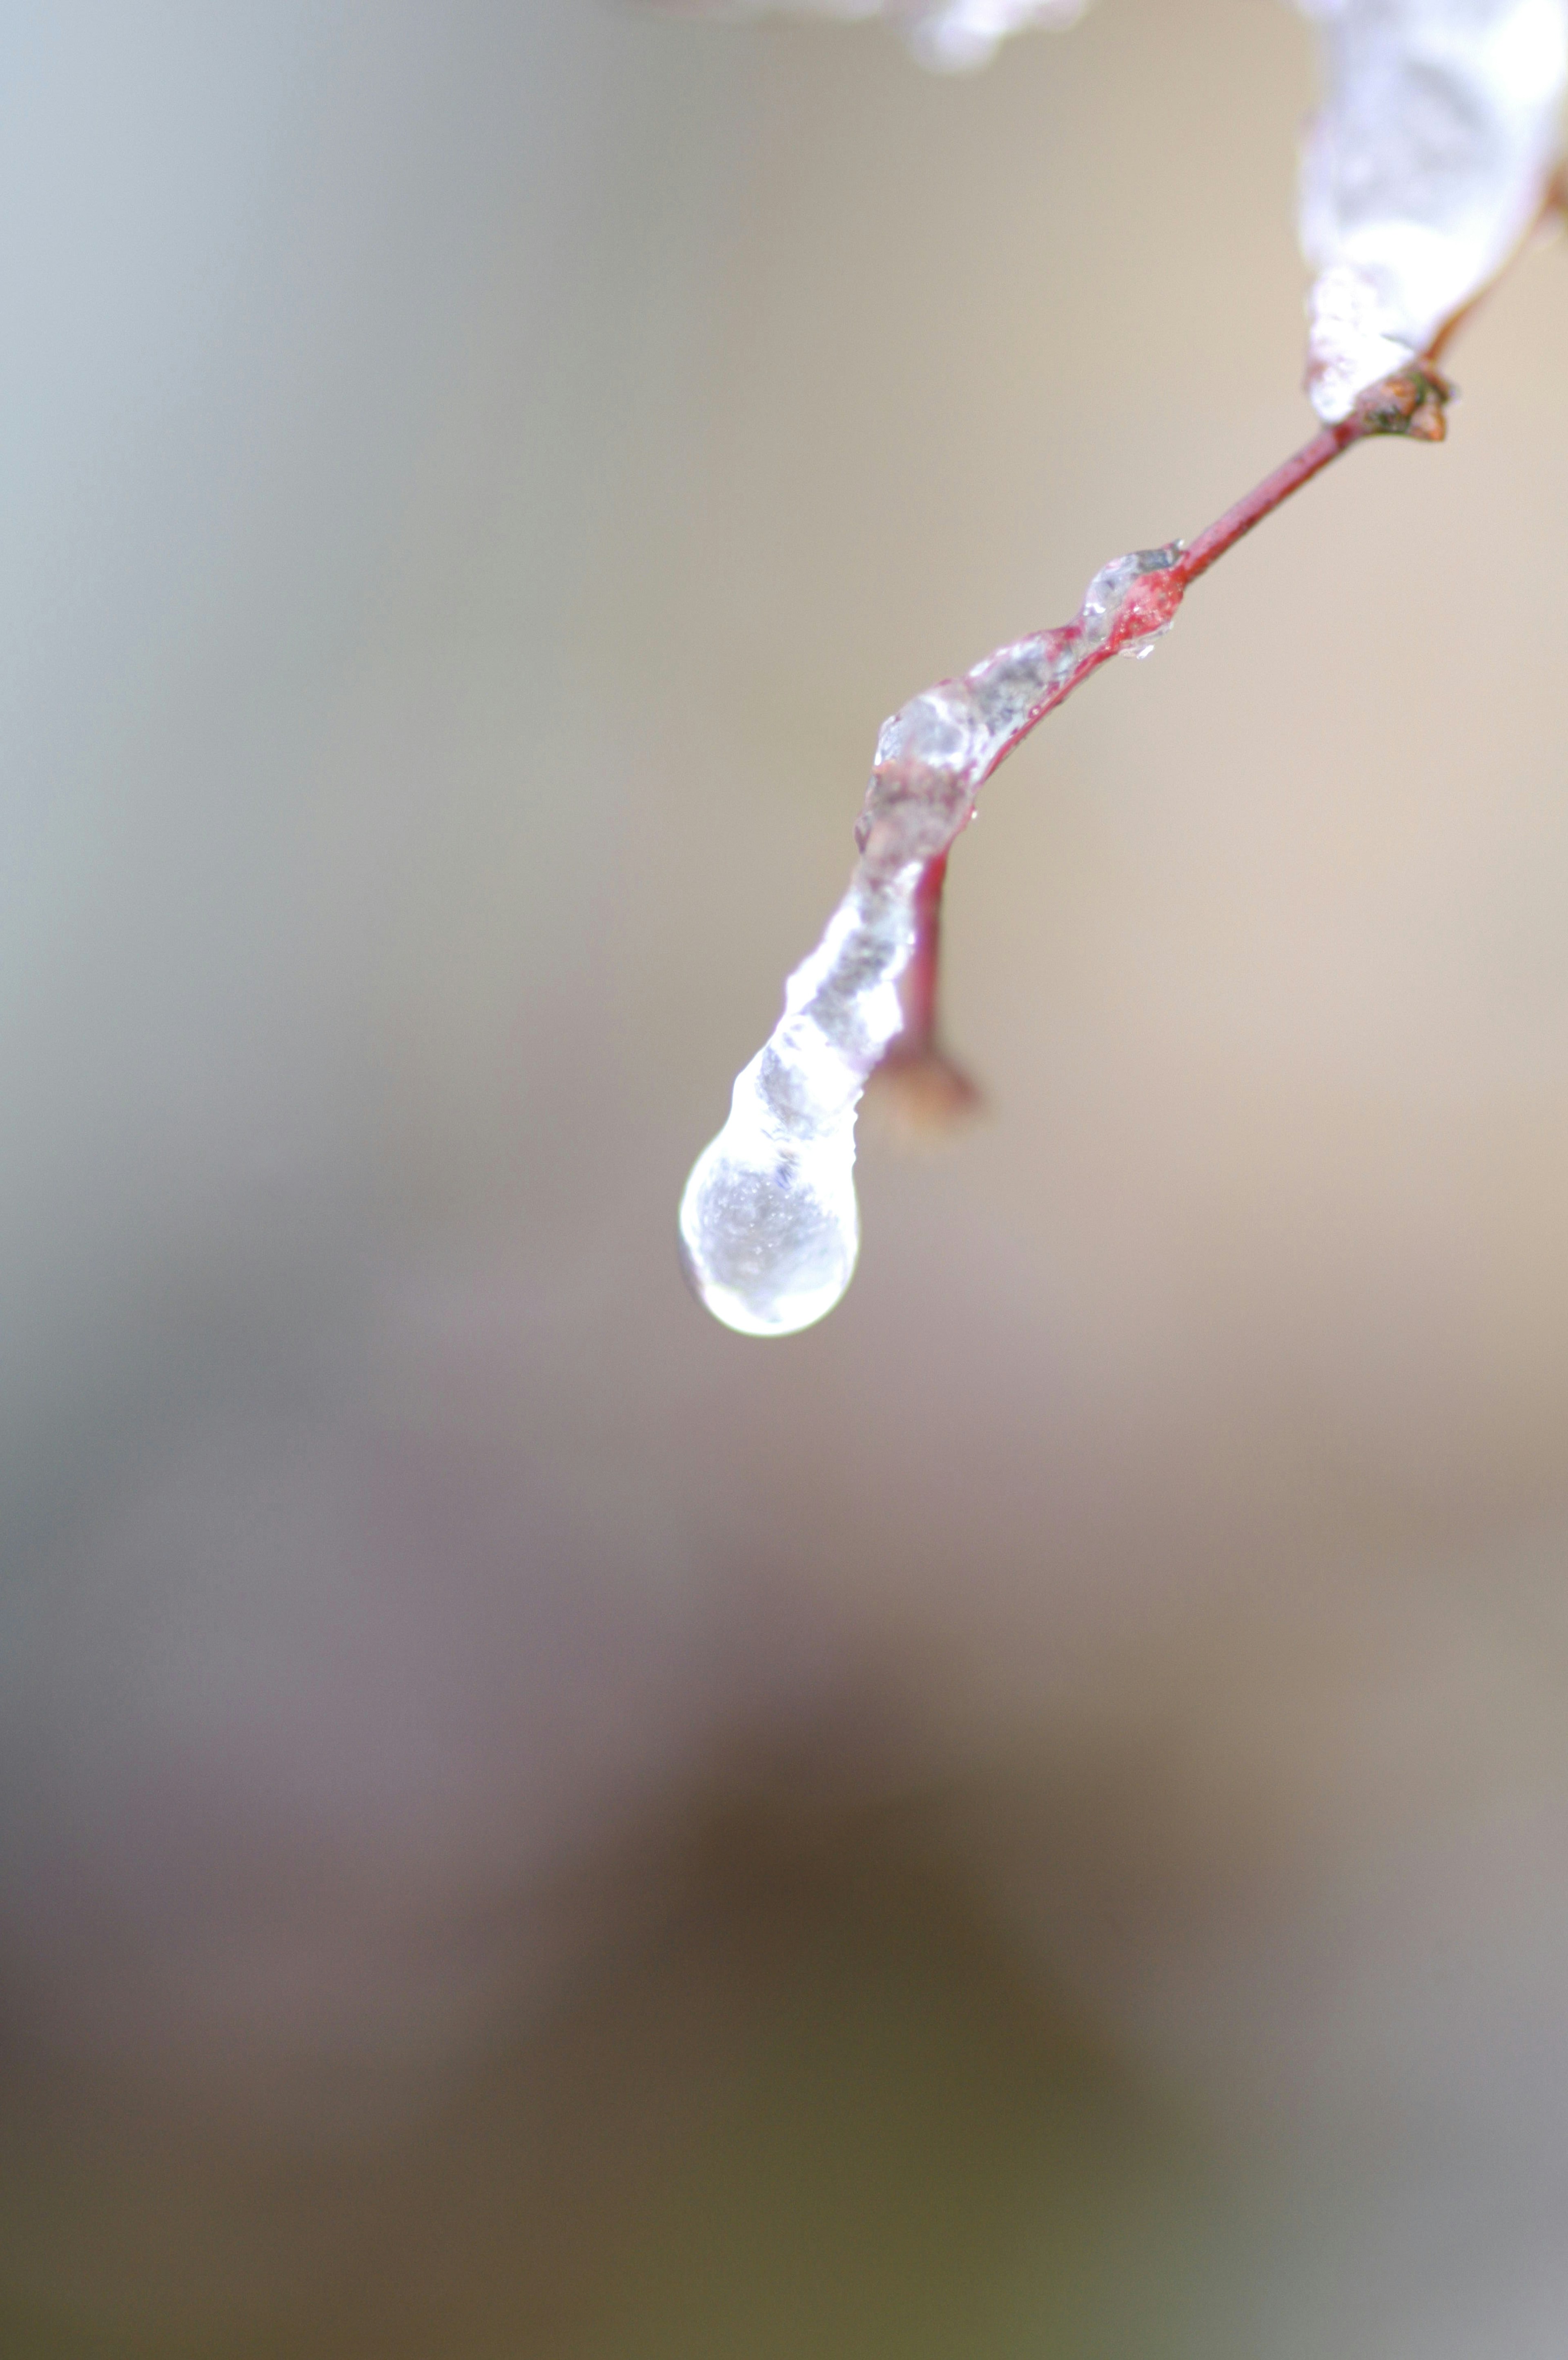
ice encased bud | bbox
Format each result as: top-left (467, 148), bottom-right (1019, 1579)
top-left (1297, 0), bottom-right (1568, 419)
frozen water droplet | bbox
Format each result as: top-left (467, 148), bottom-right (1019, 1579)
top-left (679, 873), bottom-right (921, 1337)
top-left (679, 1118), bottom-right (859, 1339)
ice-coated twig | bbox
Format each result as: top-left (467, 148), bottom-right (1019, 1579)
top-left (672, 0), bottom-right (1567, 1338)
top-left (678, 364), bottom-right (1461, 1338)
top-left (678, 543), bottom-right (1184, 1336)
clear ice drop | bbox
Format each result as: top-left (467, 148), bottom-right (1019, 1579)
top-left (679, 875), bottom-right (916, 1336)
top-left (679, 545), bottom-right (1183, 1337)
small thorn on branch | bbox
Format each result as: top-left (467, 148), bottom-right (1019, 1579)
top-left (867, 844), bottom-right (982, 1143)
top-left (862, 1042), bottom-right (982, 1144)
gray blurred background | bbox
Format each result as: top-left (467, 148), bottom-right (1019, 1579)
top-left (4, 1), bottom-right (1568, 2352)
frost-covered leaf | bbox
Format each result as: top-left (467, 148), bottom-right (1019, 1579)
top-left (1297, 0), bottom-right (1568, 418)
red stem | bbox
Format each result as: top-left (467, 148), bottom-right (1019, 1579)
top-left (882, 362), bottom-right (1450, 1091)
top-left (968, 409), bottom-right (1376, 793)
top-left (868, 174), bottom-right (1563, 1106)
top-left (896, 848), bottom-right (949, 1057)
top-left (1174, 417), bottom-right (1359, 589)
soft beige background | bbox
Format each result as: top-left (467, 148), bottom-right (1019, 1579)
top-left (3, 2), bottom-right (1568, 2353)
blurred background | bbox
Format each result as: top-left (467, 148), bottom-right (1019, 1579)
top-left (4, 1), bottom-right (1568, 2351)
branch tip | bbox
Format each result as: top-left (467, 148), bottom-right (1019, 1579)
top-left (1353, 361), bottom-right (1454, 443)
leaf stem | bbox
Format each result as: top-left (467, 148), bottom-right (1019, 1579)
top-left (1175, 418), bottom-right (1356, 589)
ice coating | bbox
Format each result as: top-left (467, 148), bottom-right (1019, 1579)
top-left (1297, 0), bottom-right (1568, 420)
top-left (680, 545), bottom-right (1183, 1337)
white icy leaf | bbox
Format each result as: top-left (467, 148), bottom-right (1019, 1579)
top-left (656, 0), bottom-right (1093, 73)
top-left (1297, 0), bottom-right (1568, 419)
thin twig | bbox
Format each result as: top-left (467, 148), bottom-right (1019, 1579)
top-left (869, 293), bottom-right (1509, 1122)
top-left (869, 167), bottom-right (1568, 1129)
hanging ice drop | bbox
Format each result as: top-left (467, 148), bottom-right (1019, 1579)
top-left (679, 871), bottom-right (922, 1336)
top-left (677, 1099), bottom-right (860, 1340)
top-left (679, 545), bottom-right (1184, 1336)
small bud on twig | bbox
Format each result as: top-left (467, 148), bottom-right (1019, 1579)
top-left (1353, 362), bottom-right (1454, 443)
